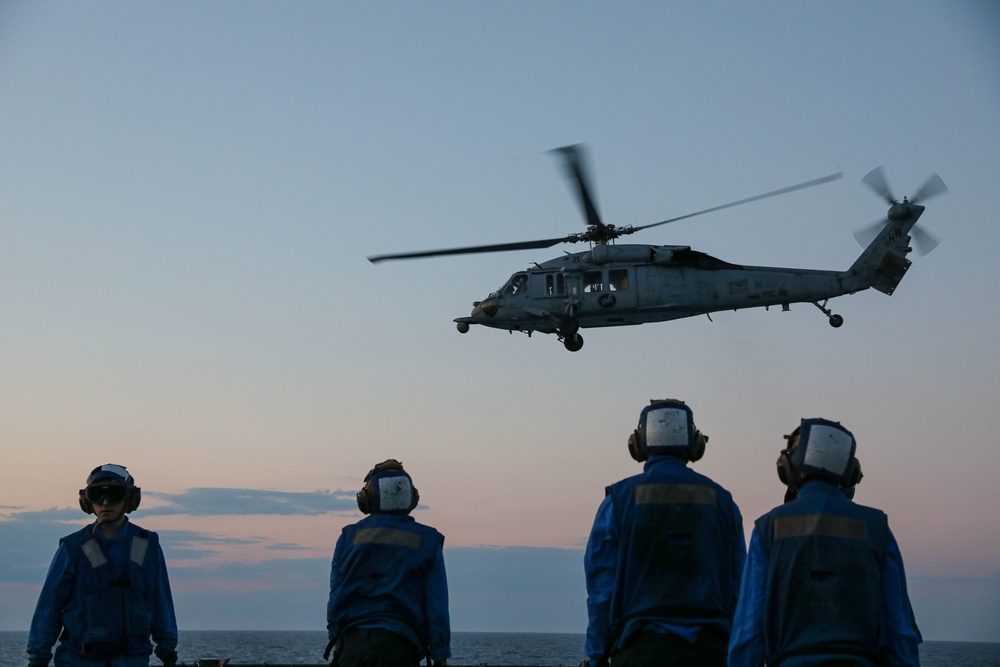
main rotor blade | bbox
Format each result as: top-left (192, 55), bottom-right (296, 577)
top-left (862, 166), bottom-right (896, 205)
top-left (911, 225), bottom-right (941, 255)
top-left (551, 144), bottom-right (605, 230)
top-left (367, 236), bottom-right (569, 263)
top-left (630, 171), bottom-right (843, 234)
top-left (911, 172), bottom-right (948, 204)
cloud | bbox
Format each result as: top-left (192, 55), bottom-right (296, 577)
top-left (143, 488), bottom-right (357, 517)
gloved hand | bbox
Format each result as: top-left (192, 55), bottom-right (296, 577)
top-left (160, 651), bottom-right (178, 667)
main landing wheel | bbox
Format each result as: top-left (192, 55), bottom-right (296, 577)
top-left (559, 316), bottom-right (579, 337)
top-left (829, 314), bottom-right (844, 328)
top-left (563, 334), bottom-right (584, 352)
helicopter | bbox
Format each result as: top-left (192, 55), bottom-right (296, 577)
top-left (368, 145), bottom-right (947, 352)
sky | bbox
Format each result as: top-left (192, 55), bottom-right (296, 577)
top-left (2, 0), bottom-right (999, 646)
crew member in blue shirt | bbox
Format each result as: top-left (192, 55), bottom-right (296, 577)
top-left (327, 460), bottom-right (450, 667)
top-left (27, 464), bottom-right (178, 667)
top-left (585, 399), bottom-right (746, 667)
top-left (728, 418), bottom-right (922, 667)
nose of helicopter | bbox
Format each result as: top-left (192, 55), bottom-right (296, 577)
top-left (472, 296), bottom-right (500, 319)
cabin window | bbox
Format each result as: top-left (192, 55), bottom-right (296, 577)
top-left (545, 273), bottom-right (565, 296)
top-left (504, 273), bottom-right (529, 296)
top-left (609, 269), bottom-right (629, 291)
top-left (583, 271), bottom-right (603, 293)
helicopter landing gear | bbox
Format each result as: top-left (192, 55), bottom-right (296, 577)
top-left (811, 300), bottom-right (844, 328)
top-left (558, 313), bottom-right (583, 350)
top-left (559, 315), bottom-right (579, 337)
top-left (563, 334), bottom-right (584, 352)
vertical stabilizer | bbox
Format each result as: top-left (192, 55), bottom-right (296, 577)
top-left (845, 204), bottom-right (923, 295)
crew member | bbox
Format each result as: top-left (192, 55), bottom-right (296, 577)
top-left (327, 460), bottom-right (450, 667)
top-left (585, 400), bottom-right (746, 667)
top-left (27, 464), bottom-right (178, 667)
top-left (728, 418), bottom-right (922, 666)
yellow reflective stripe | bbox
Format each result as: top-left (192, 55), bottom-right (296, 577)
top-left (130, 536), bottom-right (149, 565)
top-left (81, 539), bottom-right (107, 568)
top-left (354, 527), bottom-right (422, 549)
top-left (634, 484), bottom-right (717, 505)
top-left (773, 513), bottom-right (868, 541)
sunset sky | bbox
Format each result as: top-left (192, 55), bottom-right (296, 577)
top-left (2, 0), bottom-right (999, 644)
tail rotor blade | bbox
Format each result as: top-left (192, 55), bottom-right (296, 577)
top-left (862, 166), bottom-right (896, 205)
top-left (853, 218), bottom-right (888, 248)
top-left (910, 225), bottom-right (941, 255)
top-left (911, 173), bottom-right (948, 204)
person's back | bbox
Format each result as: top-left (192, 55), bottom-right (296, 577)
top-left (758, 481), bottom-right (889, 663)
top-left (585, 399), bottom-right (745, 667)
top-left (327, 460), bottom-right (450, 667)
top-left (728, 418), bottom-right (922, 667)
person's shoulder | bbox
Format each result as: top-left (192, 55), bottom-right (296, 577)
top-left (126, 521), bottom-right (159, 539)
top-left (58, 523), bottom-right (94, 544)
top-left (848, 499), bottom-right (889, 522)
top-left (686, 467), bottom-right (736, 497)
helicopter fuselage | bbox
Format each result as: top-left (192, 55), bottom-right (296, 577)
top-left (457, 244), bottom-right (852, 332)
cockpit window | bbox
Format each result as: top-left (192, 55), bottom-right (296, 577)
top-left (504, 273), bottom-right (529, 296)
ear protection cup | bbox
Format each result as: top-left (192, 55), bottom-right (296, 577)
top-left (844, 458), bottom-right (863, 488)
top-left (356, 487), bottom-right (372, 515)
top-left (127, 487), bottom-right (141, 513)
top-left (776, 449), bottom-right (801, 488)
top-left (79, 489), bottom-right (93, 515)
top-left (688, 431), bottom-right (707, 462)
top-left (628, 430), bottom-right (647, 462)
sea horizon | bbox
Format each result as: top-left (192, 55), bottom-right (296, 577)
top-left (4, 630), bottom-right (1000, 667)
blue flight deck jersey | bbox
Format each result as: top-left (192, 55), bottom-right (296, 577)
top-left (327, 513), bottom-right (451, 664)
top-left (728, 481), bottom-right (922, 667)
top-left (27, 519), bottom-right (178, 667)
top-left (584, 455), bottom-right (746, 664)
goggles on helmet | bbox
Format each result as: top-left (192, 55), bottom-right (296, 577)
top-left (85, 483), bottom-right (129, 505)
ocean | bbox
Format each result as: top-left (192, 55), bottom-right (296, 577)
top-left (3, 631), bottom-right (999, 666)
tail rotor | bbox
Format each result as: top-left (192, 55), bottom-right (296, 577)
top-left (854, 167), bottom-right (947, 255)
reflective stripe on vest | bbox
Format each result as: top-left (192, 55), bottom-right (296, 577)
top-left (81, 539), bottom-right (107, 568)
top-left (130, 536), bottom-right (149, 565)
top-left (353, 527), bottom-right (422, 549)
top-left (634, 483), bottom-right (718, 506)
top-left (80, 536), bottom-right (149, 569)
top-left (773, 513), bottom-right (869, 541)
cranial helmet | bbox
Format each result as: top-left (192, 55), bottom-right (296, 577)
top-left (628, 399), bottom-right (707, 462)
top-left (777, 418), bottom-right (863, 490)
top-left (356, 459), bottom-right (419, 515)
top-left (79, 463), bottom-right (142, 514)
